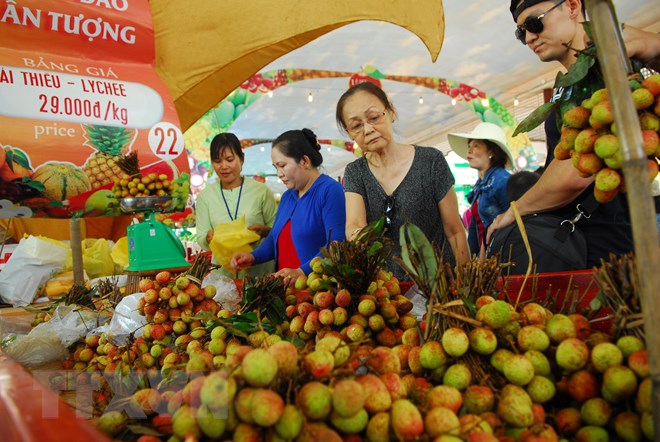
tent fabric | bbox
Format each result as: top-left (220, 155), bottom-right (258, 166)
top-left (150, 0), bottom-right (445, 131)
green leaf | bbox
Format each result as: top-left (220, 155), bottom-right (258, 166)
top-left (21, 177), bottom-right (45, 191)
top-left (405, 223), bottom-right (437, 285)
top-left (513, 102), bottom-right (558, 136)
top-left (399, 225), bottom-right (416, 279)
top-left (556, 54), bottom-right (595, 88)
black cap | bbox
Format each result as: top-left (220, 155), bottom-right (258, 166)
top-left (511, 0), bottom-right (547, 21)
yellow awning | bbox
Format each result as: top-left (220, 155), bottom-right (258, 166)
top-left (150, 0), bottom-right (445, 130)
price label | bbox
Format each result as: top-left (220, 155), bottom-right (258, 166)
top-left (0, 66), bottom-right (164, 128)
top-left (148, 122), bottom-right (185, 160)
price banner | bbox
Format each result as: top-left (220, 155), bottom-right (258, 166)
top-left (0, 0), bottom-right (190, 218)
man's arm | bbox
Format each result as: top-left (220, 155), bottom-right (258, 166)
top-left (623, 25), bottom-right (660, 73)
top-left (487, 158), bottom-right (593, 241)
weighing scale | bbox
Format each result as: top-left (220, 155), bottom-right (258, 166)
top-left (120, 196), bottom-right (191, 272)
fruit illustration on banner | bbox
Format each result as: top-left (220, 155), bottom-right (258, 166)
top-left (82, 124), bottom-right (135, 190)
top-left (84, 189), bottom-right (120, 216)
top-left (0, 146), bottom-right (33, 182)
top-left (31, 162), bottom-right (91, 201)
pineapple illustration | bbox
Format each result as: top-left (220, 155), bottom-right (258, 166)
top-left (82, 124), bottom-right (135, 189)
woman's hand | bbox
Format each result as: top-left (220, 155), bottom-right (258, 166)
top-left (231, 252), bottom-right (255, 271)
top-left (274, 268), bottom-right (305, 288)
top-left (205, 229), bottom-right (214, 245)
top-left (248, 223), bottom-right (271, 238)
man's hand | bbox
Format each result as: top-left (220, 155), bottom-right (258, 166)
top-left (205, 229), bottom-right (214, 244)
top-left (486, 207), bottom-right (515, 244)
top-left (623, 25), bottom-right (660, 72)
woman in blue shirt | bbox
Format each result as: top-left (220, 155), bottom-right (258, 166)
top-left (231, 128), bottom-right (346, 286)
top-left (448, 122), bottom-right (514, 256)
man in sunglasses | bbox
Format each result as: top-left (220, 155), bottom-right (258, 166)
top-left (487, 0), bottom-right (660, 268)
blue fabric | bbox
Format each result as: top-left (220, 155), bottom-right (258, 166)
top-left (467, 166), bottom-right (511, 230)
top-left (251, 174), bottom-right (346, 274)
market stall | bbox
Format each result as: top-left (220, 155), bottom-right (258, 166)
top-left (0, 0), bottom-right (658, 440)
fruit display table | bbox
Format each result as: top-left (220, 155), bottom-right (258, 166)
top-left (0, 348), bottom-right (111, 442)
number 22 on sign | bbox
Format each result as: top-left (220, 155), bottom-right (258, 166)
top-left (148, 122), bottom-right (185, 161)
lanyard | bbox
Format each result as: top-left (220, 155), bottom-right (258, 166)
top-left (220, 177), bottom-right (244, 221)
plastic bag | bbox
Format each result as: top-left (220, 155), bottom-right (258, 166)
top-left (112, 236), bottom-right (129, 269)
top-left (3, 304), bottom-right (109, 367)
top-left (0, 235), bottom-right (69, 306)
top-left (404, 284), bottom-right (428, 321)
top-left (202, 272), bottom-right (240, 312)
top-left (93, 293), bottom-right (146, 346)
top-left (209, 215), bottom-right (260, 271)
top-left (64, 238), bottom-right (115, 279)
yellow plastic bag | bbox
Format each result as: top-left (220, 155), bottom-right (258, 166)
top-left (64, 238), bottom-right (115, 279)
top-left (209, 215), bottom-right (260, 271)
top-left (112, 237), bottom-right (129, 269)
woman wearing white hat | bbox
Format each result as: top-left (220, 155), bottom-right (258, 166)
top-left (448, 122), bottom-right (515, 255)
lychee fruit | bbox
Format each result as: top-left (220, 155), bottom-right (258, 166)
top-left (503, 355), bottom-right (535, 386)
top-left (556, 338), bottom-right (590, 372)
top-left (590, 342), bottom-right (623, 372)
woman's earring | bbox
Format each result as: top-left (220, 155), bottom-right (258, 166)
top-left (489, 155), bottom-right (493, 159)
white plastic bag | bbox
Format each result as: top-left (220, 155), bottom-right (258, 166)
top-left (202, 273), bottom-right (240, 312)
top-left (0, 235), bottom-right (69, 306)
top-left (94, 293), bottom-right (146, 346)
top-left (3, 304), bottom-right (109, 367)
top-left (404, 284), bottom-right (428, 321)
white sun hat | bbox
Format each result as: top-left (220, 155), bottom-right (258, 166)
top-left (448, 122), bottom-right (515, 170)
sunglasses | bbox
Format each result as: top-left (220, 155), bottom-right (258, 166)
top-left (384, 195), bottom-right (395, 230)
top-left (515, 0), bottom-right (566, 45)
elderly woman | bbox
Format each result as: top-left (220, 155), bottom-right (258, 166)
top-left (336, 82), bottom-right (469, 280)
top-left (448, 122), bottom-right (514, 255)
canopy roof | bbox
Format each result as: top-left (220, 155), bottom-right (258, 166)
top-left (150, 0), bottom-right (445, 131)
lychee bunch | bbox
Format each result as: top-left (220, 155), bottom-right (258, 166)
top-left (555, 74), bottom-right (660, 203)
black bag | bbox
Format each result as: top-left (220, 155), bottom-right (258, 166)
top-left (486, 212), bottom-right (588, 274)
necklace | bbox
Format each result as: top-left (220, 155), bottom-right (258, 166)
top-left (220, 177), bottom-right (244, 220)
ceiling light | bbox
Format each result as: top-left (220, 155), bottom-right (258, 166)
top-left (481, 98), bottom-right (489, 107)
top-left (308, 92), bottom-right (313, 103)
top-left (451, 98), bottom-right (457, 106)
top-left (327, 147), bottom-right (332, 152)
top-left (267, 90), bottom-right (273, 98)
top-left (514, 97), bottom-right (519, 106)
top-left (418, 96), bottom-right (424, 104)
top-left (260, 146), bottom-right (265, 152)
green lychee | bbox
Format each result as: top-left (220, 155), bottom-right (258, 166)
top-left (516, 325), bottom-right (550, 352)
top-left (545, 313), bottom-right (577, 344)
top-left (476, 300), bottom-right (511, 329)
top-left (525, 375), bottom-right (556, 403)
top-left (503, 354), bottom-right (535, 386)
top-left (581, 397), bottom-right (612, 426)
top-left (441, 327), bottom-right (469, 357)
top-left (590, 342), bottom-right (623, 372)
top-left (442, 363), bottom-right (472, 391)
top-left (555, 338), bottom-right (589, 372)
top-left (332, 380), bottom-right (365, 418)
top-left (241, 348), bottom-right (278, 387)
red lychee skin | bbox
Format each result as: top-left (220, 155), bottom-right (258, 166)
top-left (555, 407), bottom-right (582, 436)
top-left (568, 314), bottom-right (592, 340)
top-left (567, 370), bottom-right (600, 402)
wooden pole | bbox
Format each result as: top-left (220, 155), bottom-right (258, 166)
top-left (69, 218), bottom-right (84, 286)
top-left (585, 0), bottom-right (660, 435)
